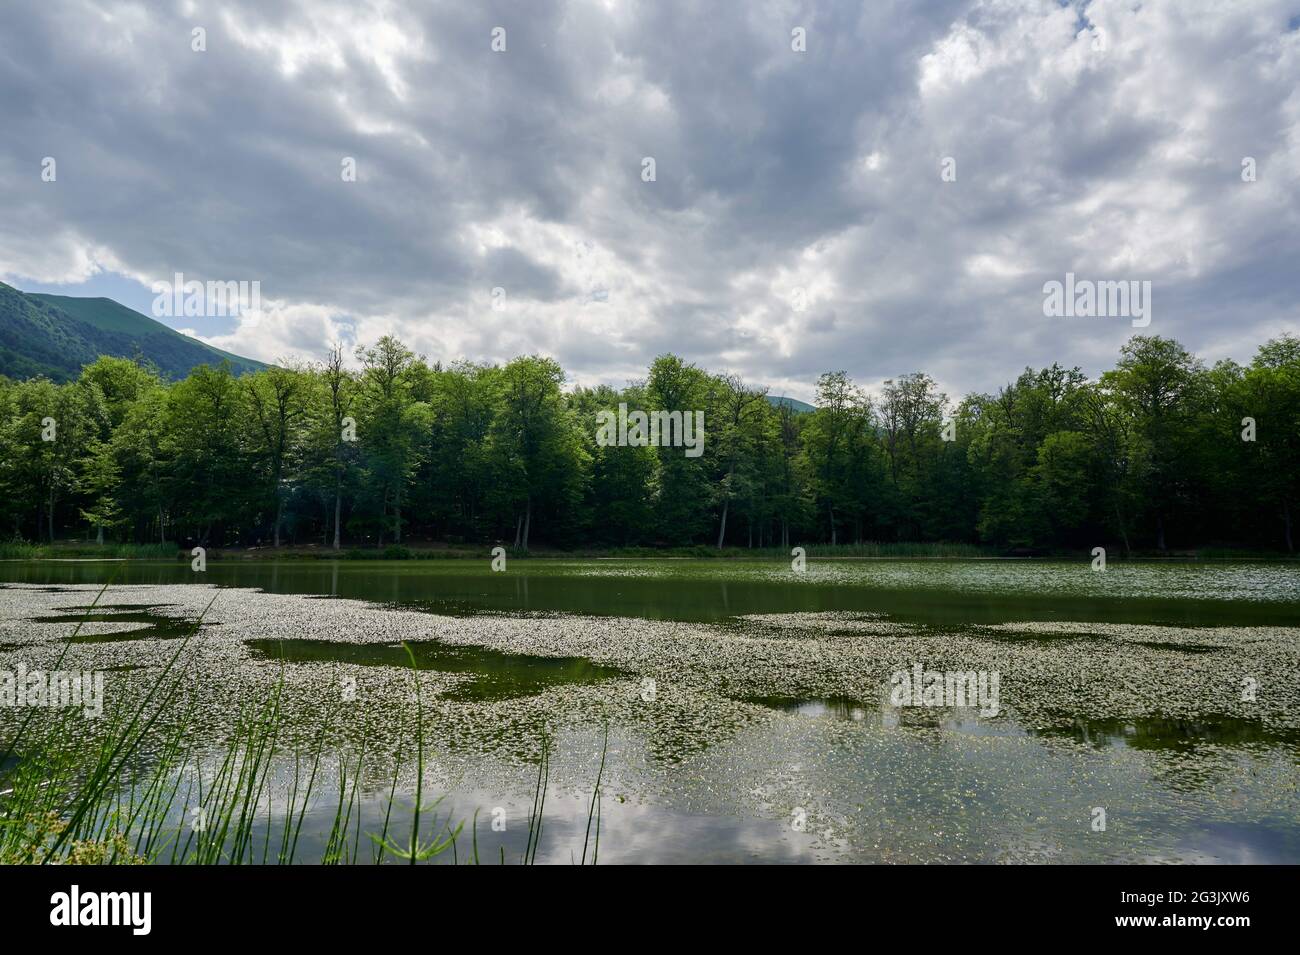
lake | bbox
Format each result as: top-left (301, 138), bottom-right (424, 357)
top-left (2, 557), bottom-right (1298, 863)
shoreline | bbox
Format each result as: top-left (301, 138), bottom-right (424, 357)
top-left (2, 546), bottom-right (1298, 563)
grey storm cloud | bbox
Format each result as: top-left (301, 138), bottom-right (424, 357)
top-left (0, 0), bottom-right (1297, 402)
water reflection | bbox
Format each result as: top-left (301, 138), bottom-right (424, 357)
top-left (245, 638), bottom-right (628, 702)
top-left (747, 695), bottom-right (1300, 756)
top-left (1042, 715), bottom-right (1300, 752)
top-left (29, 605), bottom-right (209, 643)
top-left (4, 559), bottom-right (1298, 627)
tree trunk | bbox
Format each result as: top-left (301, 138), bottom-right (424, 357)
top-left (716, 498), bottom-right (729, 549)
top-left (47, 487), bottom-right (55, 542)
top-left (522, 497), bottom-right (532, 551)
top-left (96, 524), bottom-right (104, 545)
top-left (1114, 503), bottom-right (1131, 559)
top-left (273, 495), bottom-right (283, 548)
top-left (393, 485), bottom-right (402, 544)
top-left (828, 504), bottom-right (837, 546)
top-left (1284, 500), bottom-right (1294, 553)
top-left (514, 514), bottom-right (522, 548)
top-left (333, 476), bottom-right (342, 550)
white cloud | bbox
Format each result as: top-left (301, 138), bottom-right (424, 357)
top-left (0, 0), bottom-right (1296, 403)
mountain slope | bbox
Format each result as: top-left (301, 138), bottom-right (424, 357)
top-left (767, 395), bottom-right (815, 414)
top-left (0, 282), bottom-right (265, 381)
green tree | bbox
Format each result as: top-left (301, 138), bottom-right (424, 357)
top-left (355, 337), bottom-right (422, 545)
top-left (166, 363), bottom-right (247, 544)
top-left (245, 365), bottom-right (309, 546)
top-left (1100, 336), bottom-right (1207, 550)
top-left (712, 373), bottom-right (769, 548)
top-left (1236, 335), bottom-right (1300, 550)
top-left (802, 371), bottom-right (874, 544)
top-left (642, 355), bottom-right (715, 545)
top-left (488, 356), bottom-right (586, 550)
top-left (572, 384), bottom-right (654, 546)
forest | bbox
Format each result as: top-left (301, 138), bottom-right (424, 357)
top-left (0, 333), bottom-right (1296, 554)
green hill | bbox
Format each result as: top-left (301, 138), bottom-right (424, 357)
top-left (767, 395), bottom-right (815, 414)
top-left (0, 281), bottom-right (265, 381)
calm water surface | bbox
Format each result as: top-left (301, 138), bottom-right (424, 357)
top-left (1, 557), bottom-right (1297, 864)
top-left (4, 556), bottom-right (1299, 625)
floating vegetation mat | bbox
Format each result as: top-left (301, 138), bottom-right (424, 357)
top-left (1, 582), bottom-right (1298, 863)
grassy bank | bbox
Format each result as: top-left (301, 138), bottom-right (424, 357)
top-left (0, 541), bottom-right (180, 560)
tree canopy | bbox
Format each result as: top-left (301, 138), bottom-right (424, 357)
top-left (1, 334), bottom-right (1295, 553)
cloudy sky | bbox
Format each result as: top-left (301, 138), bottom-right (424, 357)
top-left (2, 0), bottom-right (1298, 402)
